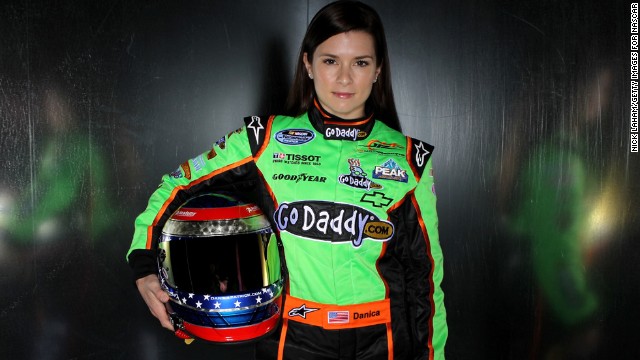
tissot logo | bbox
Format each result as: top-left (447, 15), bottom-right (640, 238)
top-left (272, 153), bottom-right (322, 165)
top-left (274, 201), bottom-right (394, 247)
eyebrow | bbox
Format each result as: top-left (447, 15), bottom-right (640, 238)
top-left (317, 53), bottom-right (375, 60)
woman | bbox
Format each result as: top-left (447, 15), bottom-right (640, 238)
top-left (128, 1), bottom-right (447, 359)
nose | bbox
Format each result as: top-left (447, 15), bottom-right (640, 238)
top-left (336, 64), bottom-right (353, 85)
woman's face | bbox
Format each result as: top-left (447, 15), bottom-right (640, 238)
top-left (304, 31), bottom-right (381, 119)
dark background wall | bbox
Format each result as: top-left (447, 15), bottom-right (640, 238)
top-left (1, 0), bottom-right (637, 359)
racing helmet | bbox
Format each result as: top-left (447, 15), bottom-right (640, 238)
top-left (158, 193), bottom-right (283, 343)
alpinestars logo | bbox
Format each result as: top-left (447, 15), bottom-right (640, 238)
top-left (414, 141), bottom-right (430, 167)
top-left (288, 304), bottom-right (319, 319)
top-left (247, 116), bottom-right (264, 144)
top-left (274, 200), bottom-right (395, 247)
top-left (338, 158), bottom-right (382, 191)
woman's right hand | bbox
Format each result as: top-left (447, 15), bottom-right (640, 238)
top-left (135, 274), bottom-right (174, 331)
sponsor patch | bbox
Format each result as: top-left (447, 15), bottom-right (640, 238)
top-left (328, 311), bottom-right (350, 324)
top-left (275, 129), bottom-right (315, 145)
top-left (356, 139), bottom-right (405, 157)
top-left (360, 191), bottom-right (393, 208)
top-left (367, 139), bottom-right (405, 151)
top-left (372, 159), bottom-right (408, 183)
top-left (274, 200), bottom-right (394, 247)
top-left (272, 153), bottom-right (322, 165)
top-left (207, 136), bottom-right (227, 160)
top-left (170, 167), bottom-right (183, 178)
top-left (170, 160), bottom-right (193, 179)
top-left (338, 158), bottom-right (382, 191)
top-left (192, 155), bottom-right (205, 172)
top-left (180, 161), bottom-right (192, 180)
top-left (324, 127), bottom-right (366, 141)
top-left (271, 173), bottom-right (327, 183)
top-left (215, 136), bottom-right (226, 150)
top-left (207, 148), bottom-right (217, 160)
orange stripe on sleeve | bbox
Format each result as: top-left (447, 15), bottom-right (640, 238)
top-left (144, 156), bottom-right (254, 249)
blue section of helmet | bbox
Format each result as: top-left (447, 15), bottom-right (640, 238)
top-left (162, 279), bottom-right (283, 310)
top-left (172, 297), bottom-right (280, 328)
top-left (161, 278), bottom-right (283, 328)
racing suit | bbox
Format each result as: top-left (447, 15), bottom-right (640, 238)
top-left (127, 100), bottom-right (447, 359)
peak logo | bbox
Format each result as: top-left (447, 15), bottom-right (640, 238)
top-left (373, 159), bottom-right (408, 183)
top-left (274, 201), bottom-right (394, 247)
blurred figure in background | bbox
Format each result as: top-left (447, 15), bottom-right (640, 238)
top-left (6, 84), bottom-right (115, 244)
top-left (0, 79), bottom-right (120, 359)
top-left (499, 63), bottom-right (624, 359)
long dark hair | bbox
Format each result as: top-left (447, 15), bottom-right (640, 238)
top-left (285, 1), bottom-right (401, 131)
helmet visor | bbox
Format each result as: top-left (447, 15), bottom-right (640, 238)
top-left (159, 232), bottom-right (271, 295)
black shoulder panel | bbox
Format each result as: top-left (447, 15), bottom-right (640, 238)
top-left (243, 115), bottom-right (269, 156)
top-left (408, 137), bottom-right (434, 178)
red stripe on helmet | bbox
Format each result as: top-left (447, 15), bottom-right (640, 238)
top-left (171, 205), bottom-right (263, 221)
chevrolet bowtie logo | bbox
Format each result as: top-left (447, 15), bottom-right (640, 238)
top-left (360, 191), bottom-right (393, 208)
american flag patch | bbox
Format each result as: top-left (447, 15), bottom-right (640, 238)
top-left (327, 311), bottom-right (350, 324)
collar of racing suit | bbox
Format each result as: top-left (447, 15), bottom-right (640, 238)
top-left (307, 98), bottom-right (375, 141)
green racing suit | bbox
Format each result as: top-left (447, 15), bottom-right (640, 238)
top-left (127, 101), bottom-right (447, 359)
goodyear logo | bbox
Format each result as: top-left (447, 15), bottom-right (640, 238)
top-left (274, 201), bottom-right (394, 248)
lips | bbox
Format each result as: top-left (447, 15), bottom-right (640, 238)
top-left (332, 92), bottom-right (354, 99)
